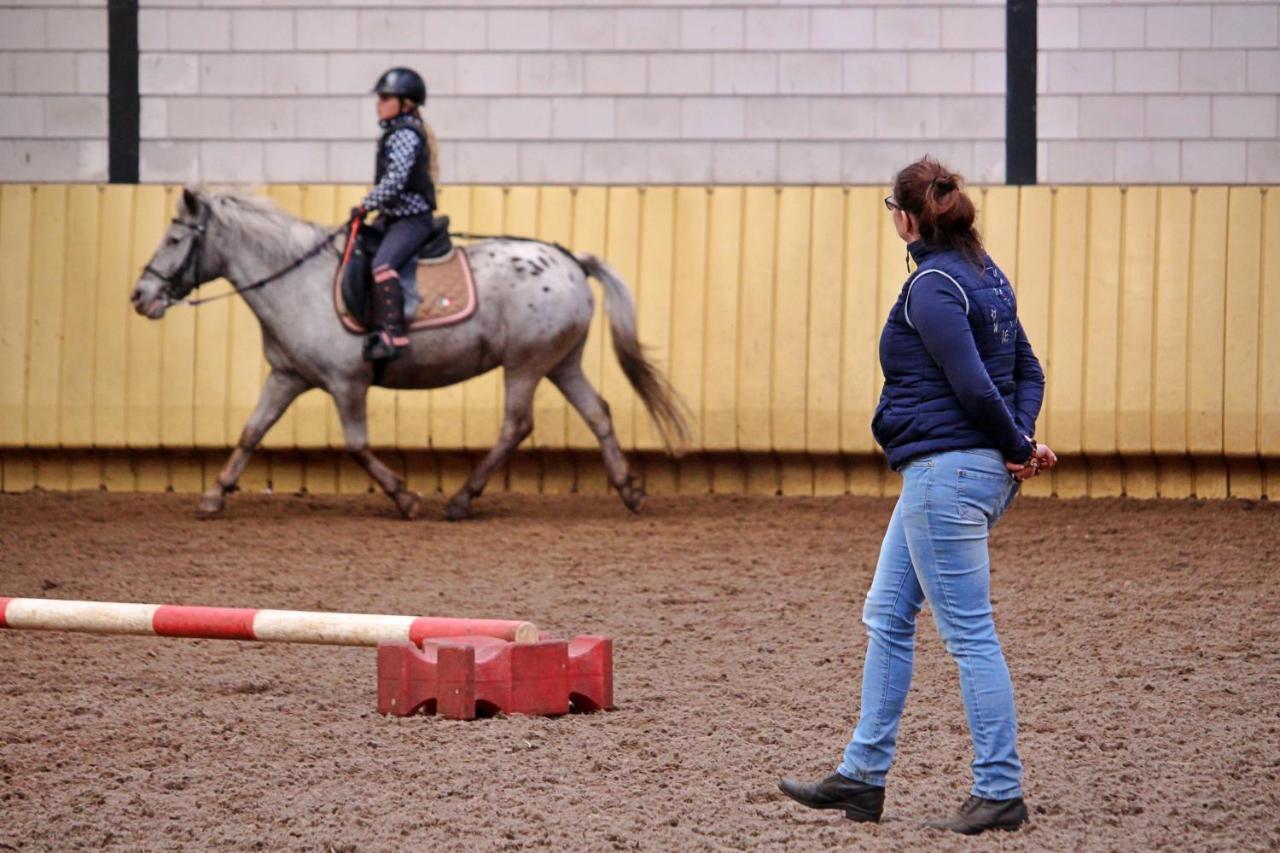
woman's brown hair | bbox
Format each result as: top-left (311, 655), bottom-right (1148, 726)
top-left (892, 156), bottom-right (984, 264)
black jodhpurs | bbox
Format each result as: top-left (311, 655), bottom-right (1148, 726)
top-left (369, 212), bottom-right (434, 336)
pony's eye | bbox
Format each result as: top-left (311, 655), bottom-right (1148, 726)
top-left (166, 235), bottom-right (180, 245)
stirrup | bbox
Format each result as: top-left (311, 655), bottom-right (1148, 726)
top-left (363, 330), bottom-right (406, 363)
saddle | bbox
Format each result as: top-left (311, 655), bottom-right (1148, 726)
top-left (334, 215), bottom-right (478, 334)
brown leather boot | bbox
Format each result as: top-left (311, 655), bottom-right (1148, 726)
top-left (925, 795), bottom-right (1028, 834)
top-left (777, 773), bottom-right (884, 822)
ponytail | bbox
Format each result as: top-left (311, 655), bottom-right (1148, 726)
top-left (892, 156), bottom-right (983, 264)
top-left (404, 105), bottom-right (440, 185)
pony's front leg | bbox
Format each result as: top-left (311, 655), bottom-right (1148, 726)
top-left (198, 369), bottom-right (310, 518)
top-left (332, 384), bottom-right (421, 520)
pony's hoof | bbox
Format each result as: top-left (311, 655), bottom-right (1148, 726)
top-left (620, 483), bottom-right (647, 514)
top-left (394, 490), bottom-right (422, 520)
top-left (195, 493), bottom-right (225, 518)
top-left (443, 498), bottom-right (472, 521)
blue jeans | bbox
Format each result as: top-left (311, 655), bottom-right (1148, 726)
top-left (838, 449), bottom-right (1023, 800)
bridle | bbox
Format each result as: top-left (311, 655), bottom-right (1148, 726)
top-left (143, 205), bottom-right (212, 304)
top-left (141, 202), bottom-right (347, 309)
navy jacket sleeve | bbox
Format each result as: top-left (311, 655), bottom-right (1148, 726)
top-left (1012, 321), bottom-right (1045, 439)
top-left (907, 274), bottom-right (1034, 464)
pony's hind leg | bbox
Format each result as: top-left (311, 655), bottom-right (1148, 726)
top-left (332, 383), bottom-right (421, 520)
top-left (198, 368), bottom-right (310, 518)
top-left (444, 370), bottom-right (540, 521)
top-left (548, 360), bottom-right (644, 513)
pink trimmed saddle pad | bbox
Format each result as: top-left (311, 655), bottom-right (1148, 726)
top-left (336, 248), bottom-right (478, 335)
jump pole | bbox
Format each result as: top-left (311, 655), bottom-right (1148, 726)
top-left (0, 597), bottom-right (539, 646)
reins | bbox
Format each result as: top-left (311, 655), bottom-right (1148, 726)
top-left (178, 222), bottom-right (349, 308)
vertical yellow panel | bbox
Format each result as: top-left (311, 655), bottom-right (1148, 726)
top-left (1047, 187), bottom-right (1087, 454)
top-left (702, 188), bottom-right (742, 451)
top-left (0, 186), bottom-right (33, 447)
top-left (1260, 189), bottom-right (1280, 457)
top-left (1152, 188), bottom-right (1192, 453)
top-left (293, 185), bottom-right (337, 449)
top-left (1082, 187), bottom-right (1121, 455)
top-left (69, 452), bottom-right (102, 491)
top-left (127, 185), bottom-right (170, 447)
top-left (532, 186), bottom-right (574, 450)
top-left (840, 188), bottom-right (881, 454)
top-left (160, 187), bottom-right (197, 449)
top-left (2, 453), bottom-right (37, 491)
top-left (771, 187), bottom-right (810, 453)
top-left (1117, 187), bottom-right (1157, 454)
top-left (1156, 456), bottom-right (1192, 498)
top-left (428, 185), bottom-right (469, 450)
top-left (602, 187), bottom-right (640, 450)
top-left (1186, 187), bottom-right (1228, 455)
top-left (1123, 456), bottom-right (1158, 499)
top-left (737, 186), bottom-right (776, 452)
top-left (1227, 458), bottom-right (1263, 500)
top-left (0, 185), bottom-right (33, 445)
top-left (874, 185), bottom-right (902, 408)
top-left (668, 187), bottom-right (709, 450)
top-left (303, 454), bottom-right (338, 495)
top-left (1192, 457), bottom-right (1228, 499)
top-left (93, 186), bottom-right (134, 447)
top-left (462, 186), bottom-right (504, 449)
top-left (566, 186), bottom-right (607, 449)
top-left (25, 185), bottom-right (68, 447)
top-left (635, 187), bottom-right (675, 452)
top-left (1014, 188), bottom-right (1052, 441)
top-left (806, 188), bottom-right (844, 454)
top-left (979, 186), bottom-right (1020, 276)
top-left (1223, 188), bottom-right (1262, 456)
top-left (58, 186), bottom-right (101, 448)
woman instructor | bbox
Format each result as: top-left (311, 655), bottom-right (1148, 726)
top-left (778, 156), bottom-right (1056, 835)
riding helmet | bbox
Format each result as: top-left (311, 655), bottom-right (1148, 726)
top-left (372, 67), bottom-right (427, 106)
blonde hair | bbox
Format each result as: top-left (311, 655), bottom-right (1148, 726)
top-left (406, 105), bottom-right (440, 184)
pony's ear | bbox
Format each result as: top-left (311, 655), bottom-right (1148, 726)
top-left (182, 185), bottom-right (202, 216)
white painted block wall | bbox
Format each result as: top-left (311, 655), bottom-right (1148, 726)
top-left (0, 1), bottom-right (1276, 184)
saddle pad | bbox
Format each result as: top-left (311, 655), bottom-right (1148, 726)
top-left (335, 247), bottom-right (477, 335)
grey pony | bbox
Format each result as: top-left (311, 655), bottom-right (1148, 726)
top-left (130, 188), bottom-right (690, 520)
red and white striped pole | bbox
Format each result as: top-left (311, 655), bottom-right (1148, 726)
top-left (0, 597), bottom-right (538, 646)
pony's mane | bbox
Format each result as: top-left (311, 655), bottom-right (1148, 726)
top-left (207, 191), bottom-right (333, 264)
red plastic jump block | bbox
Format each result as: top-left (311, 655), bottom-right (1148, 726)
top-left (376, 635), bottom-right (613, 720)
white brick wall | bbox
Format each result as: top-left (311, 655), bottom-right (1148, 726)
top-left (120, 2), bottom-right (1020, 185)
top-left (1040, 1), bottom-right (1280, 183)
top-left (0, 3), bottom-right (107, 180)
top-left (2, 2), bottom-right (1277, 185)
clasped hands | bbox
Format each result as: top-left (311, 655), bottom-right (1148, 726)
top-left (1005, 440), bottom-right (1057, 481)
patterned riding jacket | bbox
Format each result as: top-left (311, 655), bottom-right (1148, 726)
top-left (363, 114), bottom-right (436, 218)
top-left (873, 240), bottom-right (1044, 471)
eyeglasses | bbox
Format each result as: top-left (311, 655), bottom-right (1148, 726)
top-left (883, 196), bottom-right (901, 212)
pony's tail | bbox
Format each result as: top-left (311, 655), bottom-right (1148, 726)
top-left (575, 252), bottom-right (692, 455)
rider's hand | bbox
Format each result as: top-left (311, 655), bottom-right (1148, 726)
top-left (350, 205), bottom-right (366, 222)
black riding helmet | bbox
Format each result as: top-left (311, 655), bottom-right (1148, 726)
top-left (372, 67), bottom-right (426, 106)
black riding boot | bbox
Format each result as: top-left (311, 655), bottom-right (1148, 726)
top-left (365, 266), bottom-right (410, 362)
top-left (777, 773), bottom-right (885, 822)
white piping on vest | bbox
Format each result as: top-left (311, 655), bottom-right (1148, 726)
top-left (904, 268), bottom-right (970, 330)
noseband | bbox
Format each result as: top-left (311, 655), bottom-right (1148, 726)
top-left (143, 205), bottom-right (211, 303)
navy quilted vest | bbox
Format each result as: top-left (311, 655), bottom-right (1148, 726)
top-left (873, 242), bottom-right (1023, 470)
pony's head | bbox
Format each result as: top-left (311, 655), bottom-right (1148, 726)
top-left (131, 186), bottom-right (225, 318)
